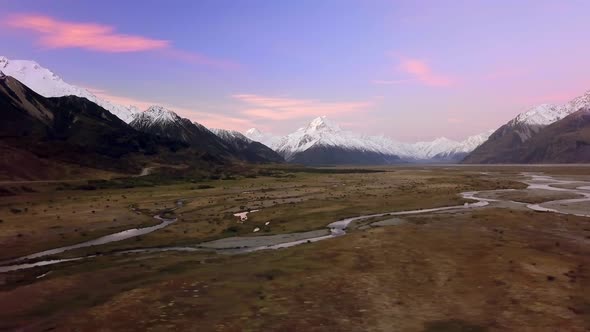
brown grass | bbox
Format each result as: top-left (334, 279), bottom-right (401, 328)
top-left (0, 167), bottom-right (588, 331)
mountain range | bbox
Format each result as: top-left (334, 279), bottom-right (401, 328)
top-left (245, 91), bottom-right (590, 165)
top-left (0, 72), bottom-right (284, 180)
top-left (0, 73), bottom-right (190, 179)
top-left (1, 55), bottom-right (589, 171)
top-left (128, 105), bottom-right (283, 163)
top-left (0, 56), bottom-right (496, 165)
top-left (245, 116), bottom-right (493, 164)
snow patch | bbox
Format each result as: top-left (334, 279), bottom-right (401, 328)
top-left (211, 128), bottom-right (252, 143)
top-left (511, 91), bottom-right (590, 128)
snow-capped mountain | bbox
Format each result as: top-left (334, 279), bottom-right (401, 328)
top-left (507, 90), bottom-right (590, 142)
top-left (211, 128), bottom-right (252, 143)
top-left (0, 73), bottom-right (186, 177)
top-left (129, 105), bottom-right (225, 151)
top-left (244, 128), bottom-right (282, 149)
top-left (211, 129), bottom-right (284, 163)
top-left (0, 56), bottom-right (138, 123)
top-left (129, 106), bottom-right (283, 163)
top-left (427, 131), bottom-right (494, 161)
top-left (131, 105), bottom-right (181, 128)
top-left (464, 89), bottom-right (590, 163)
top-left (245, 116), bottom-right (492, 164)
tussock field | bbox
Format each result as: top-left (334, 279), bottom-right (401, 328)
top-left (0, 165), bottom-right (589, 331)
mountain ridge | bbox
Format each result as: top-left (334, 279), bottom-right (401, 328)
top-left (463, 90), bottom-right (590, 163)
top-left (129, 105), bottom-right (283, 163)
top-left (0, 56), bottom-right (138, 123)
top-left (0, 74), bottom-right (192, 177)
top-left (211, 128), bottom-right (284, 163)
top-left (245, 116), bottom-right (492, 164)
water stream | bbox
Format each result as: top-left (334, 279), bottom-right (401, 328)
top-left (1, 173), bottom-right (589, 273)
top-left (523, 174), bottom-right (590, 217)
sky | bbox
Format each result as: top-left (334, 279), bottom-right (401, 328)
top-left (1, 0), bottom-right (590, 142)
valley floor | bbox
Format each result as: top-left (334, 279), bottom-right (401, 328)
top-left (0, 165), bottom-right (589, 331)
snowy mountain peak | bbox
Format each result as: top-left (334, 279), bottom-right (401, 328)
top-left (243, 128), bottom-right (282, 149)
top-left (211, 128), bottom-right (252, 143)
top-left (459, 130), bottom-right (494, 150)
top-left (566, 90), bottom-right (590, 112)
top-left (245, 128), bottom-right (262, 136)
top-left (306, 116), bottom-right (340, 132)
top-left (431, 137), bottom-right (453, 144)
top-left (0, 56), bottom-right (138, 123)
top-left (0, 57), bottom-right (61, 83)
top-left (512, 104), bottom-right (562, 127)
top-left (512, 91), bottom-right (590, 128)
top-left (0, 70), bottom-right (5, 79)
top-left (142, 105), bottom-right (179, 123)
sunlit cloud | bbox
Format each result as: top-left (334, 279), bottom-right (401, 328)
top-left (397, 57), bottom-right (454, 87)
top-left (5, 13), bottom-right (238, 68)
top-left (374, 55), bottom-right (455, 88)
top-left (6, 14), bottom-right (168, 52)
top-left (232, 94), bottom-right (374, 120)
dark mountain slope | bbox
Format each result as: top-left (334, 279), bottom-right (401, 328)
top-left (0, 75), bottom-right (195, 175)
top-left (211, 129), bottom-right (284, 163)
top-left (288, 145), bottom-right (402, 166)
top-left (463, 90), bottom-right (590, 164)
top-left (461, 122), bottom-right (541, 163)
top-left (130, 106), bottom-right (283, 163)
top-left (129, 106), bottom-right (233, 157)
top-left (463, 108), bottom-right (590, 164)
top-left (518, 108), bottom-right (590, 163)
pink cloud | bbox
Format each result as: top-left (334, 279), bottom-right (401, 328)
top-left (5, 13), bottom-right (238, 69)
top-left (87, 87), bottom-right (255, 130)
top-left (6, 14), bottom-right (168, 52)
top-left (232, 94), bottom-right (374, 120)
top-left (163, 49), bottom-right (241, 70)
top-left (397, 58), bottom-right (454, 87)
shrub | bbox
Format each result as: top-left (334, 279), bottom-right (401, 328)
top-left (76, 184), bottom-right (97, 191)
top-left (223, 226), bottom-right (240, 233)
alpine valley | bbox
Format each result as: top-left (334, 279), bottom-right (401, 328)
top-left (4, 5), bottom-right (590, 332)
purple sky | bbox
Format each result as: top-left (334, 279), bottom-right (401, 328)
top-left (2, 0), bottom-right (590, 141)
